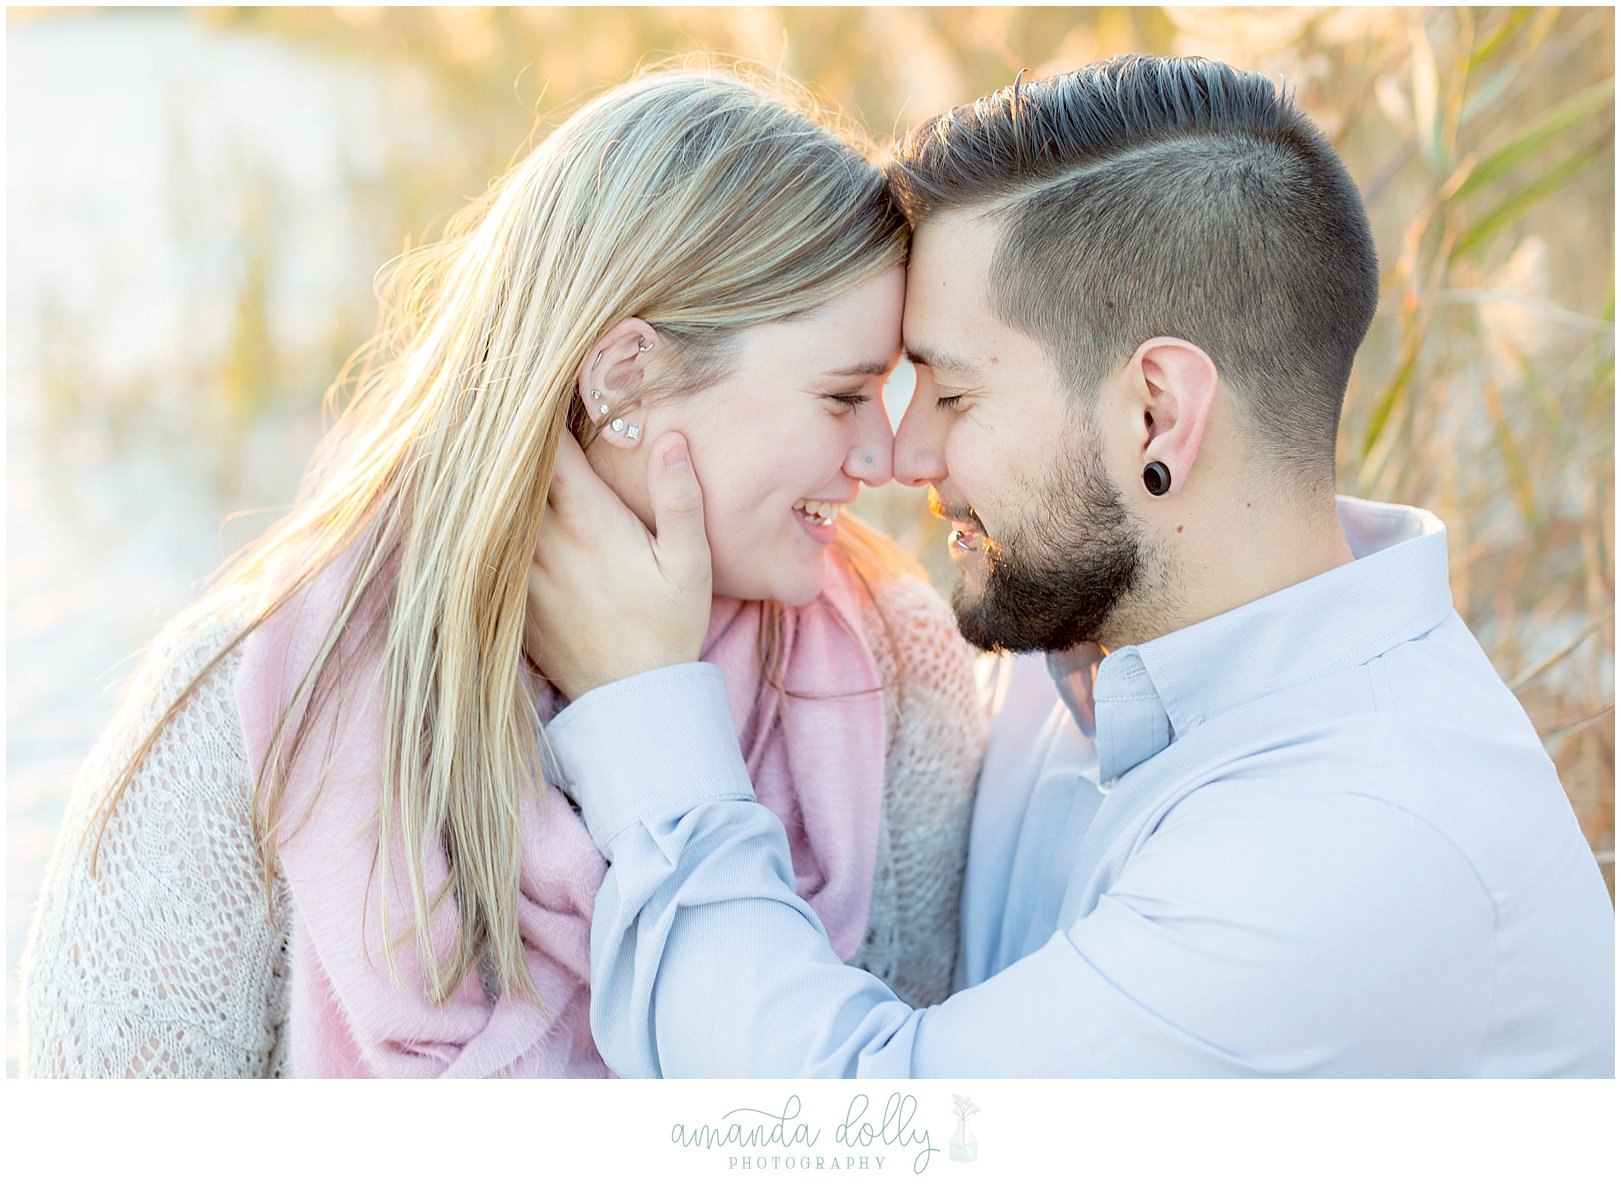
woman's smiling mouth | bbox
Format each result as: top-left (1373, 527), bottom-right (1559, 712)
top-left (792, 498), bottom-right (842, 543)
top-left (792, 498), bottom-right (840, 527)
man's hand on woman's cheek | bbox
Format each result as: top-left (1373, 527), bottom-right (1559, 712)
top-left (526, 432), bottom-right (714, 701)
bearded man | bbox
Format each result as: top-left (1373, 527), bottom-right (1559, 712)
top-left (526, 55), bottom-right (1614, 1076)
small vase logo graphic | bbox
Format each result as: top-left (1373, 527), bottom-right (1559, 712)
top-left (949, 1094), bottom-right (979, 1163)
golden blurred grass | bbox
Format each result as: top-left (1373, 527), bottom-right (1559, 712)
top-left (31, 6), bottom-right (1617, 889)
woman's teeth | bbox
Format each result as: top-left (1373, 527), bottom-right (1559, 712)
top-left (793, 498), bottom-right (839, 526)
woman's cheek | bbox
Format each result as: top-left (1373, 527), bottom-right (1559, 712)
top-left (706, 484), bottom-right (765, 549)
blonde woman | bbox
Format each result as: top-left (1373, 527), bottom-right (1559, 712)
top-left (19, 68), bottom-right (987, 1077)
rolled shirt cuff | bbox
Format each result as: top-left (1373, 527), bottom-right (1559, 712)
top-left (545, 662), bottom-right (754, 847)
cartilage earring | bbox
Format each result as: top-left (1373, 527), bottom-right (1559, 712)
top-left (637, 339), bottom-right (651, 353)
top-left (1142, 461), bottom-right (1172, 497)
top-left (591, 389), bottom-right (608, 415)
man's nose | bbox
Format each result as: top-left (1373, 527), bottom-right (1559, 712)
top-left (893, 389), bottom-right (947, 489)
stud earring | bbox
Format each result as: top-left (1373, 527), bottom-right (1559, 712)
top-left (1142, 461), bottom-right (1172, 497)
top-left (625, 424), bottom-right (641, 441)
top-left (610, 417), bottom-right (626, 434)
top-left (591, 389), bottom-right (609, 416)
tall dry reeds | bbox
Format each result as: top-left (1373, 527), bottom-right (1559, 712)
top-left (174, 6), bottom-right (1621, 892)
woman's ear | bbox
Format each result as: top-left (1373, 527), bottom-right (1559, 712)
top-left (1128, 336), bottom-right (1218, 498)
top-left (578, 317), bottom-right (659, 450)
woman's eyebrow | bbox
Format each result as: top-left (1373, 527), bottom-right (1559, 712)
top-left (821, 359), bottom-right (894, 377)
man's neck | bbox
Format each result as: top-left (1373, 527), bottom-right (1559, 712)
top-left (1102, 495), bottom-right (1354, 650)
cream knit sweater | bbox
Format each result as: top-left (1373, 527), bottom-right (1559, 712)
top-left (20, 574), bottom-right (987, 1077)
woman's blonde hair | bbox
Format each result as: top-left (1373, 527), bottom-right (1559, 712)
top-left (86, 65), bottom-right (911, 1005)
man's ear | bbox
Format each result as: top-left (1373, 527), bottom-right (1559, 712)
top-left (1126, 337), bottom-right (1218, 497)
top-left (578, 316), bottom-right (659, 450)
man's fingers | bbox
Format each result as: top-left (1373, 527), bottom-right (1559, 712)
top-left (540, 432), bottom-right (639, 557)
top-left (645, 433), bottom-right (712, 587)
top-left (545, 433), bottom-right (599, 513)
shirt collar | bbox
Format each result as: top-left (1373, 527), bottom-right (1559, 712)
top-left (1053, 497), bottom-right (1454, 787)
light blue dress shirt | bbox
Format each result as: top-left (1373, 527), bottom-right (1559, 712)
top-left (548, 498), bottom-right (1615, 1076)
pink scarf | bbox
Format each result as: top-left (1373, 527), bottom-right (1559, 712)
top-left (234, 551), bottom-right (884, 1078)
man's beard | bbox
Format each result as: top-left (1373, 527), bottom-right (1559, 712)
top-left (949, 435), bottom-right (1147, 654)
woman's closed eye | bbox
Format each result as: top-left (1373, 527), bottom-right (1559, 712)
top-left (822, 391), bottom-right (872, 411)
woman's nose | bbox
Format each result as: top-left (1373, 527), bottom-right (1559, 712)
top-left (846, 407), bottom-right (895, 487)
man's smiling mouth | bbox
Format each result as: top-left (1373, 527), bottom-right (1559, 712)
top-left (929, 488), bottom-right (986, 552)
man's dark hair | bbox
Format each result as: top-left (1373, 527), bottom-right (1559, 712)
top-left (885, 55), bottom-right (1380, 487)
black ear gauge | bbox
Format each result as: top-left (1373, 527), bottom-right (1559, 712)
top-left (1143, 461), bottom-right (1172, 496)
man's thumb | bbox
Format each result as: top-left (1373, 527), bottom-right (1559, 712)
top-left (647, 433), bottom-right (710, 569)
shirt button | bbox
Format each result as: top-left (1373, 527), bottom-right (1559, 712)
top-left (1100, 777), bottom-right (1118, 792)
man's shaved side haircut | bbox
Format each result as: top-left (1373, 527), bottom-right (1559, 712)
top-left (885, 55), bottom-right (1380, 487)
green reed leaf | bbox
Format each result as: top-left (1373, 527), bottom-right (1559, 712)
top-left (1460, 64), bottom-right (1519, 124)
top-left (1449, 142), bottom-right (1607, 262)
top-left (1454, 79), bottom-right (1614, 200)
top-left (1359, 339), bottom-right (1423, 464)
top-left (1469, 7), bottom-right (1536, 69)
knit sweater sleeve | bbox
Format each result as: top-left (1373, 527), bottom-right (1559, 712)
top-left (19, 595), bottom-right (290, 1078)
top-left (845, 573), bottom-right (988, 1007)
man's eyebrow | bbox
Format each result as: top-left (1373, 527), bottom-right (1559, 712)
top-left (903, 344), bottom-right (981, 376)
top-left (821, 359), bottom-right (894, 378)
